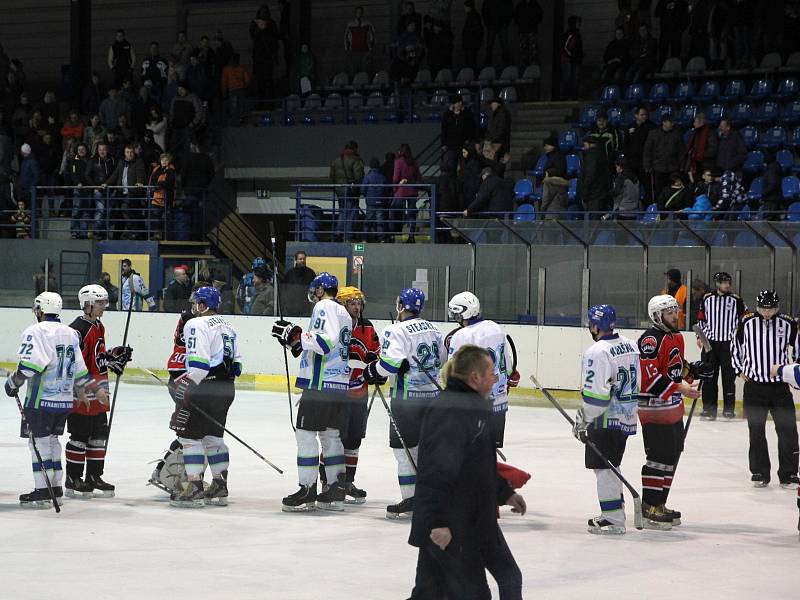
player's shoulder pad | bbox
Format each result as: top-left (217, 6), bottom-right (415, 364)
top-left (638, 328), bottom-right (664, 358)
top-left (69, 316), bottom-right (92, 339)
top-left (740, 312), bottom-right (758, 324)
top-left (777, 313), bottom-right (797, 324)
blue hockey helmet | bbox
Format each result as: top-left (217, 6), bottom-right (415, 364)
top-left (587, 304), bottom-right (616, 332)
top-left (398, 287), bottom-right (425, 314)
top-left (308, 272), bottom-right (339, 302)
top-left (192, 286), bottom-right (221, 310)
top-left (251, 256), bottom-right (266, 270)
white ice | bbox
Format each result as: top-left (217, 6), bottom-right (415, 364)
top-left (0, 383), bottom-right (797, 599)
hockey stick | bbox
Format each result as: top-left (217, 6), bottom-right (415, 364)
top-left (104, 268), bottom-right (136, 454)
top-left (14, 393), bottom-right (60, 513)
top-left (374, 384), bottom-right (417, 472)
top-left (506, 334), bottom-right (518, 372)
top-left (270, 222), bottom-right (296, 433)
top-left (529, 374), bottom-right (643, 531)
top-left (143, 368), bottom-right (284, 475)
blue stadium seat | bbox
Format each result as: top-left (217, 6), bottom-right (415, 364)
top-left (258, 114), bottom-right (274, 126)
top-left (284, 114), bottom-right (296, 126)
top-left (670, 81), bottom-right (694, 103)
top-left (783, 176), bottom-right (800, 201)
top-left (601, 85), bottom-right (622, 105)
top-left (777, 149), bottom-right (795, 173)
top-left (675, 104), bottom-right (698, 127)
top-left (787, 201), bottom-right (800, 221)
top-left (622, 83), bottom-right (646, 106)
top-left (790, 126), bottom-right (800, 149)
top-left (734, 231), bottom-right (760, 247)
top-left (559, 130), bottom-right (579, 153)
top-left (774, 77), bottom-right (799, 102)
top-left (607, 106), bottom-right (624, 128)
top-left (710, 230), bottom-right (729, 246)
top-left (705, 103), bottom-right (725, 125)
top-left (641, 203), bottom-right (659, 223)
top-left (779, 100), bottom-right (800, 126)
top-left (652, 104), bottom-right (672, 125)
top-left (530, 154), bottom-right (548, 178)
top-left (566, 204), bottom-right (583, 220)
top-left (737, 204), bottom-right (751, 220)
top-left (514, 203), bottom-right (536, 223)
top-left (566, 153), bottom-right (581, 177)
top-left (648, 82), bottom-right (670, 105)
top-left (720, 80), bottom-right (746, 102)
top-left (751, 101), bottom-right (780, 126)
top-left (577, 105), bottom-right (600, 130)
top-left (514, 179), bottom-right (534, 201)
top-left (320, 114), bottom-right (336, 125)
top-left (694, 80), bottom-right (720, 103)
top-left (676, 232), bottom-right (698, 246)
top-left (594, 231), bottom-right (616, 245)
top-left (741, 125), bottom-right (760, 149)
top-left (746, 79), bottom-right (773, 101)
top-left (301, 116), bottom-right (316, 125)
top-left (730, 102), bottom-right (753, 127)
top-left (766, 232), bottom-right (785, 247)
top-left (747, 176), bottom-right (764, 201)
top-left (760, 126), bottom-right (787, 150)
top-left (743, 151), bottom-right (766, 174)
top-left (568, 179), bottom-right (578, 202)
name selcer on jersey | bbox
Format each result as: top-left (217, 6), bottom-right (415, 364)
top-left (184, 315), bottom-right (242, 383)
top-left (378, 318), bottom-right (446, 401)
top-left (16, 319), bottom-right (89, 412)
top-left (296, 298), bottom-right (352, 391)
top-left (448, 319), bottom-right (513, 413)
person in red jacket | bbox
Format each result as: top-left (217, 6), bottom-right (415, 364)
top-left (637, 294), bottom-right (709, 530)
top-left (65, 284), bottom-right (132, 497)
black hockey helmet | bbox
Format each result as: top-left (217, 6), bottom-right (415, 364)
top-left (713, 272), bottom-right (732, 284)
top-left (756, 290), bottom-right (779, 308)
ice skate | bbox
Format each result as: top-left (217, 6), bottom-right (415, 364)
top-left (170, 480), bottom-right (205, 508)
top-left (699, 410), bottom-right (716, 421)
top-left (19, 488), bottom-right (53, 509)
top-left (663, 507), bottom-right (681, 526)
top-left (779, 475), bottom-right (799, 489)
top-left (587, 516), bottom-right (625, 535)
top-left (642, 503), bottom-right (673, 530)
top-left (282, 484), bottom-right (317, 512)
top-left (386, 496), bottom-right (413, 520)
top-left (344, 482), bottom-right (367, 505)
top-left (316, 481), bottom-right (345, 512)
top-left (722, 410), bottom-right (735, 420)
top-left (86, 474), bottom-right (115, 498)
top-left (204, 473), bottom-right (229, 506)
top-left (751, 474), bottom-right (769, 488)
top-left (65, 475), bottom-right (93, 499)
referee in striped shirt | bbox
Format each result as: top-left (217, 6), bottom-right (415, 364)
top-left (731, 290), bottom-right (800, 488)
top-left (696, 272), bottom-right (748, 420)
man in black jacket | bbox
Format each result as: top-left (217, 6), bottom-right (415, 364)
top-left (282, 250), bottom-right (316, 317)
top-left (540, 134), bottom-right (569, 218)
top-left (485, 98), bottom-right (512, 176)
top-left (624, 106), bottom-right (657, 200)
top-left (163, 265), bottom-right (192, 312)
top-left (105, 144), bottom-right (146, 238)
top-left (440, 94), bottom-right (476, 174)
top-left (716, 119), bottom-right (747, 175)
top-left (84, 142), bottom-right (116, 239)
top-left (578, 135), bottom-right (612, 215)
top-left (408, 345), bottom-right (526, 600)
top-left (465, 167), bottom-right (514, 219)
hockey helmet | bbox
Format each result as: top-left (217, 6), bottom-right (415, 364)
top-left (307, 272), bottom-right (338, 302)
top-left (756, 290), bottom-right (779, 308)
top-left (191, 286), bottom-right (221, 310)
top-left (587, 304), bottom-right (616, 332)
top-left (397, 288), bottom-right (425, 314)
top-left (647, 294), bottom-right (680, 331)
top-left (33, 291), bottom-right (62, 316)
top-left (448, 291), bottom-right (481, 321)
top-left (251, 256), bottom-right (266, 271)
top-left (337, 286), bottom-right (365, 305)
top-left (78, 284), bottom-right (109, 309)
top-left (713, 272), bottom-right (732, 284)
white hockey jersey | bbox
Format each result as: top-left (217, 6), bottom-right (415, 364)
top-left (296, 298), bottom-right (352, 391)
top-left (581, 333), bottom-right (640, 435)
top-left (15, 318), bottom-right (90, 412)
top-left (377, 318), bottom-right (446, 401)
top-left (448, 319), bottom-right (513, 413)
top-left (185, 314), bottom-right (242, 384)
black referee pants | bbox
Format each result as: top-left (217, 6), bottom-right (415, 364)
top-left (702, 340), bottom-right (736, 416)
top-left (743, 381), bottom-right (799, 483)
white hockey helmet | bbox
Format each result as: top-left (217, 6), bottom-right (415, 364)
top-left (448, 291), bottom-right (481, 321)
top-left (648, 294), bottom-right (680, 331)
top-left (33, 291), bottom-right (63, 316)
top-left (78, 284), bottom-right (109, 309)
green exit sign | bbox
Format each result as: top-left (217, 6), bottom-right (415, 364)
top-left (354, 243), bottom-right (365, 252)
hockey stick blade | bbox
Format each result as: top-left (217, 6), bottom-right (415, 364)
top-left (529, 375), bottom-right (643, 530)
top-left (692, 324), bottom-right (712, 353)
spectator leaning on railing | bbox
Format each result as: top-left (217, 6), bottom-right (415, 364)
top-left (148, 153), bottom-right (176, 240)
top-left (329, 140), bottom-right (365, 242)
top-left (83, 142), bottom-right (115, 239)
top-left (104, 144), bottom-right (146, 239)
top-left (362, 157), bottom-right (388, 242)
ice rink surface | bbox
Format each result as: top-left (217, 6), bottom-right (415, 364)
top-left (0, 383), bottom-right (797, 599)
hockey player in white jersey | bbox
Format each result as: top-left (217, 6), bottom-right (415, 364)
top-left (170, 286), bottom-right (242, 508)
top-left (447, 291), bottom-right (520, 447)
top-left (574, 304), bottom-right (640, 535)
top-left (5, 292), bottom-right (90, 507)
top-left (272, 272), bottom-right (352, 512)
top-left (364, 288), bottom-right (446, 519)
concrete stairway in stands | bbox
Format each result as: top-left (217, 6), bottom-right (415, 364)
top-left (508, 101), bottom-right (581, 177)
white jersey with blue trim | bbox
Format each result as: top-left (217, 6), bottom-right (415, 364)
top-left (580, 333), bottom-right (640, 435)
top-left (184, 314), bottom-right (242, 384)
top-left (15, 319), bottom-right (89, 412)
top-left (778, 364), bottom-right (800, 389)
top-left (296, 298), bottom-right (352, 391)
top-left (448, 319), bottom-right (513, 413)
top-left (377, 317), bottom-right (446, 401)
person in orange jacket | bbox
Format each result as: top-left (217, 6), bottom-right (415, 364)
top-left (661, 268), bottom-right (688, 330)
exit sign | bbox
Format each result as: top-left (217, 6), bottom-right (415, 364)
top-left (354, 243), bottom-right (365, 252)
top-left (256, 189), bottom-right (270, 199)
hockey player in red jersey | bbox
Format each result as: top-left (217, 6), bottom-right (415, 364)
top-left (637, 294), bottom-right (709, 529)
top-left (65, 284), bottom-right (132, 498)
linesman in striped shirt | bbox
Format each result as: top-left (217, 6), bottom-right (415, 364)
top-left (731, 290), bottom-right (800, 489)
top-left (696, 272), bottom-right (748, 420)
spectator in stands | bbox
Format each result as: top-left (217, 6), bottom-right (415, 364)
top-left (185, 53), bottom-right (212, 103)
top-left (11, 92), bottom-right (32, 142)
top-left (148, 106), bottom-right (167, 152)
top-left (98, 272), bottom-right (119, 309)
top-left (11, 200), bottom-right (31, 239)
top-left (426, 0), bottom-right (454, 30)
top-left (482, 0), bottom-right (513, 68)
top-left (108, 29), bottom-right (136, 88)
top-left (514, 0), bottom-right (543, 66)
top-left (464, 166), bottom-right (514, 220)
top-left (684, 113), bottom-right (718, 181)
top-left (625, 23), bottom-right (658, 85)
top-left (282, 251), bottom-right (316, 317)
top-left (688, 0), bottom-right (711, 61)
top-left (138, 129), bottom-right (163, 172)
top-left (130, 84), bottom-right (154, 137)
top-left (99, 87), bottom-right (128, 131)
top-left (196, 35), bottom-right (217, 81)
top-left (697, 166), bottom-right (724, 214)
top-left (345, 6), bottom-right (376, 76)
top-left (142, 42), bottom-right (168, 93)
top-left (461, 141), bottom-right (487, 209)
top-left (213, 31), bottom-right (235, 87)
top-left (148, 153), bottom-right (176, 240)
top-left (164, 265), bottom-right (192, 312)
top-left (657, 171), bottom-right (693, 212)
top-left (250, 266), bottom-right (275, 316)
top-left (539, 135), bottom-right (569, 218)
top-left (169, 82), bottom-right (202, 153)
top-left (708, 0), bottom-right (731, 68)
top-left (761, 151), bottom-right (783, 220)
top-left (60, 111), bottom-right (85, 146)
top-left (119, 77), bottom-right (136, 107)
top-left (250, 6), bottom-right (280, 98)
top-left (716, 118), bottom-right (747, 175)
top-left (40, 91), bottom-right (60, 134)
top-left (624, 106), bottom-right (657, 200)
top-left (661, 268), bottom-right (688, 329)
top-left (729, 0), bottom-right (754, 68)
top-left (81, 73), bottom-right (104, 117)
top-left (643, 114), bottom-right (683, 200)
top-left (173, 31), bottom-right (193, 66)
top-left (441, 93), bottom-right (476, 174)
top-left (425, 19), bottom-right (454, 77)
top-left (380, 151), bottom-right (396, 184)
top-left (277, 0), bottom-right (292, 73)
top-left (590, 113), bottom-right (622, 162)
top-left (718, 170), bottom-right (747, 219)
top-left (34, 131), bottom-right (61, 216)
top-left (330, 140), bottom-right (365, 241)
top-left (484, 98), bottom-right (511, 175)
top-left (116, 114), bottom-right (134, 143)
top-left (578, 134), bottom-right (612, 215)
top-left (655, 1), bottom-right (689, 63)
top-left (560, 15), bottom-right (583, 100)
top-left (83, 114), bottom-right (105, 155)
top-left (105, 144), bottom-right (146, 239)
top-left (461, 1), bottom-right (484, 71)
top-left (297, 44), bottom-right (316, 97)
top-left (393, 21), bottom-right (426, 84)
top-left (392, 143), bottom-right (422, 242)
top-left (362, 157), bottom-right (388, 241)
top-left (615, 1), bottom-right (640, 40)
top-left (608, 156), bottom-right (641, 219)
top-left (34, 260), bottom-right (59, 296)
top-left (398, 2), bottom-right (424, 35)
top-left (221, 53), bottom-right (252, 125)
top-left (602, 27), bottom-right (631, 84)
top-left (67, 142), bottom-right (90, 239)
top-left (17, 143), bottom-right (39, 206)
top-left (84, 142), bottom-right (115, 238)
top-left (104, 129), bottom-right (124, 160)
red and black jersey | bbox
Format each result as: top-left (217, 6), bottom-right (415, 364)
top-left (348, 317), bottom-right (380, 398)
top-left (167, 309), bottom-right (194, 373)
top-left (637, 327), bottom-right (692, 425)
top-left (69, 315), bottom-right (109, 416)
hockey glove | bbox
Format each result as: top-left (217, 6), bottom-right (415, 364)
top-left (572, 407), bottom-right (589, 444)
top-left (688, 360), bottom-right (714, 382)
top-left (272, 319), bottom-right (302, 352)
top-left (173, 373), bottom-right (197, 408)
top-left (169, 407), bottom-right (191, 434)
top-left (106, 345), bottom-right (133, 376)
top-left (397, 359), bottom-right (411, 378)
top-left (507, 370), bottom-right (521, 388)
top-left (4, 370), bottom-right (25, 397)
top-left (363, 360), bottom-right (387, 385)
